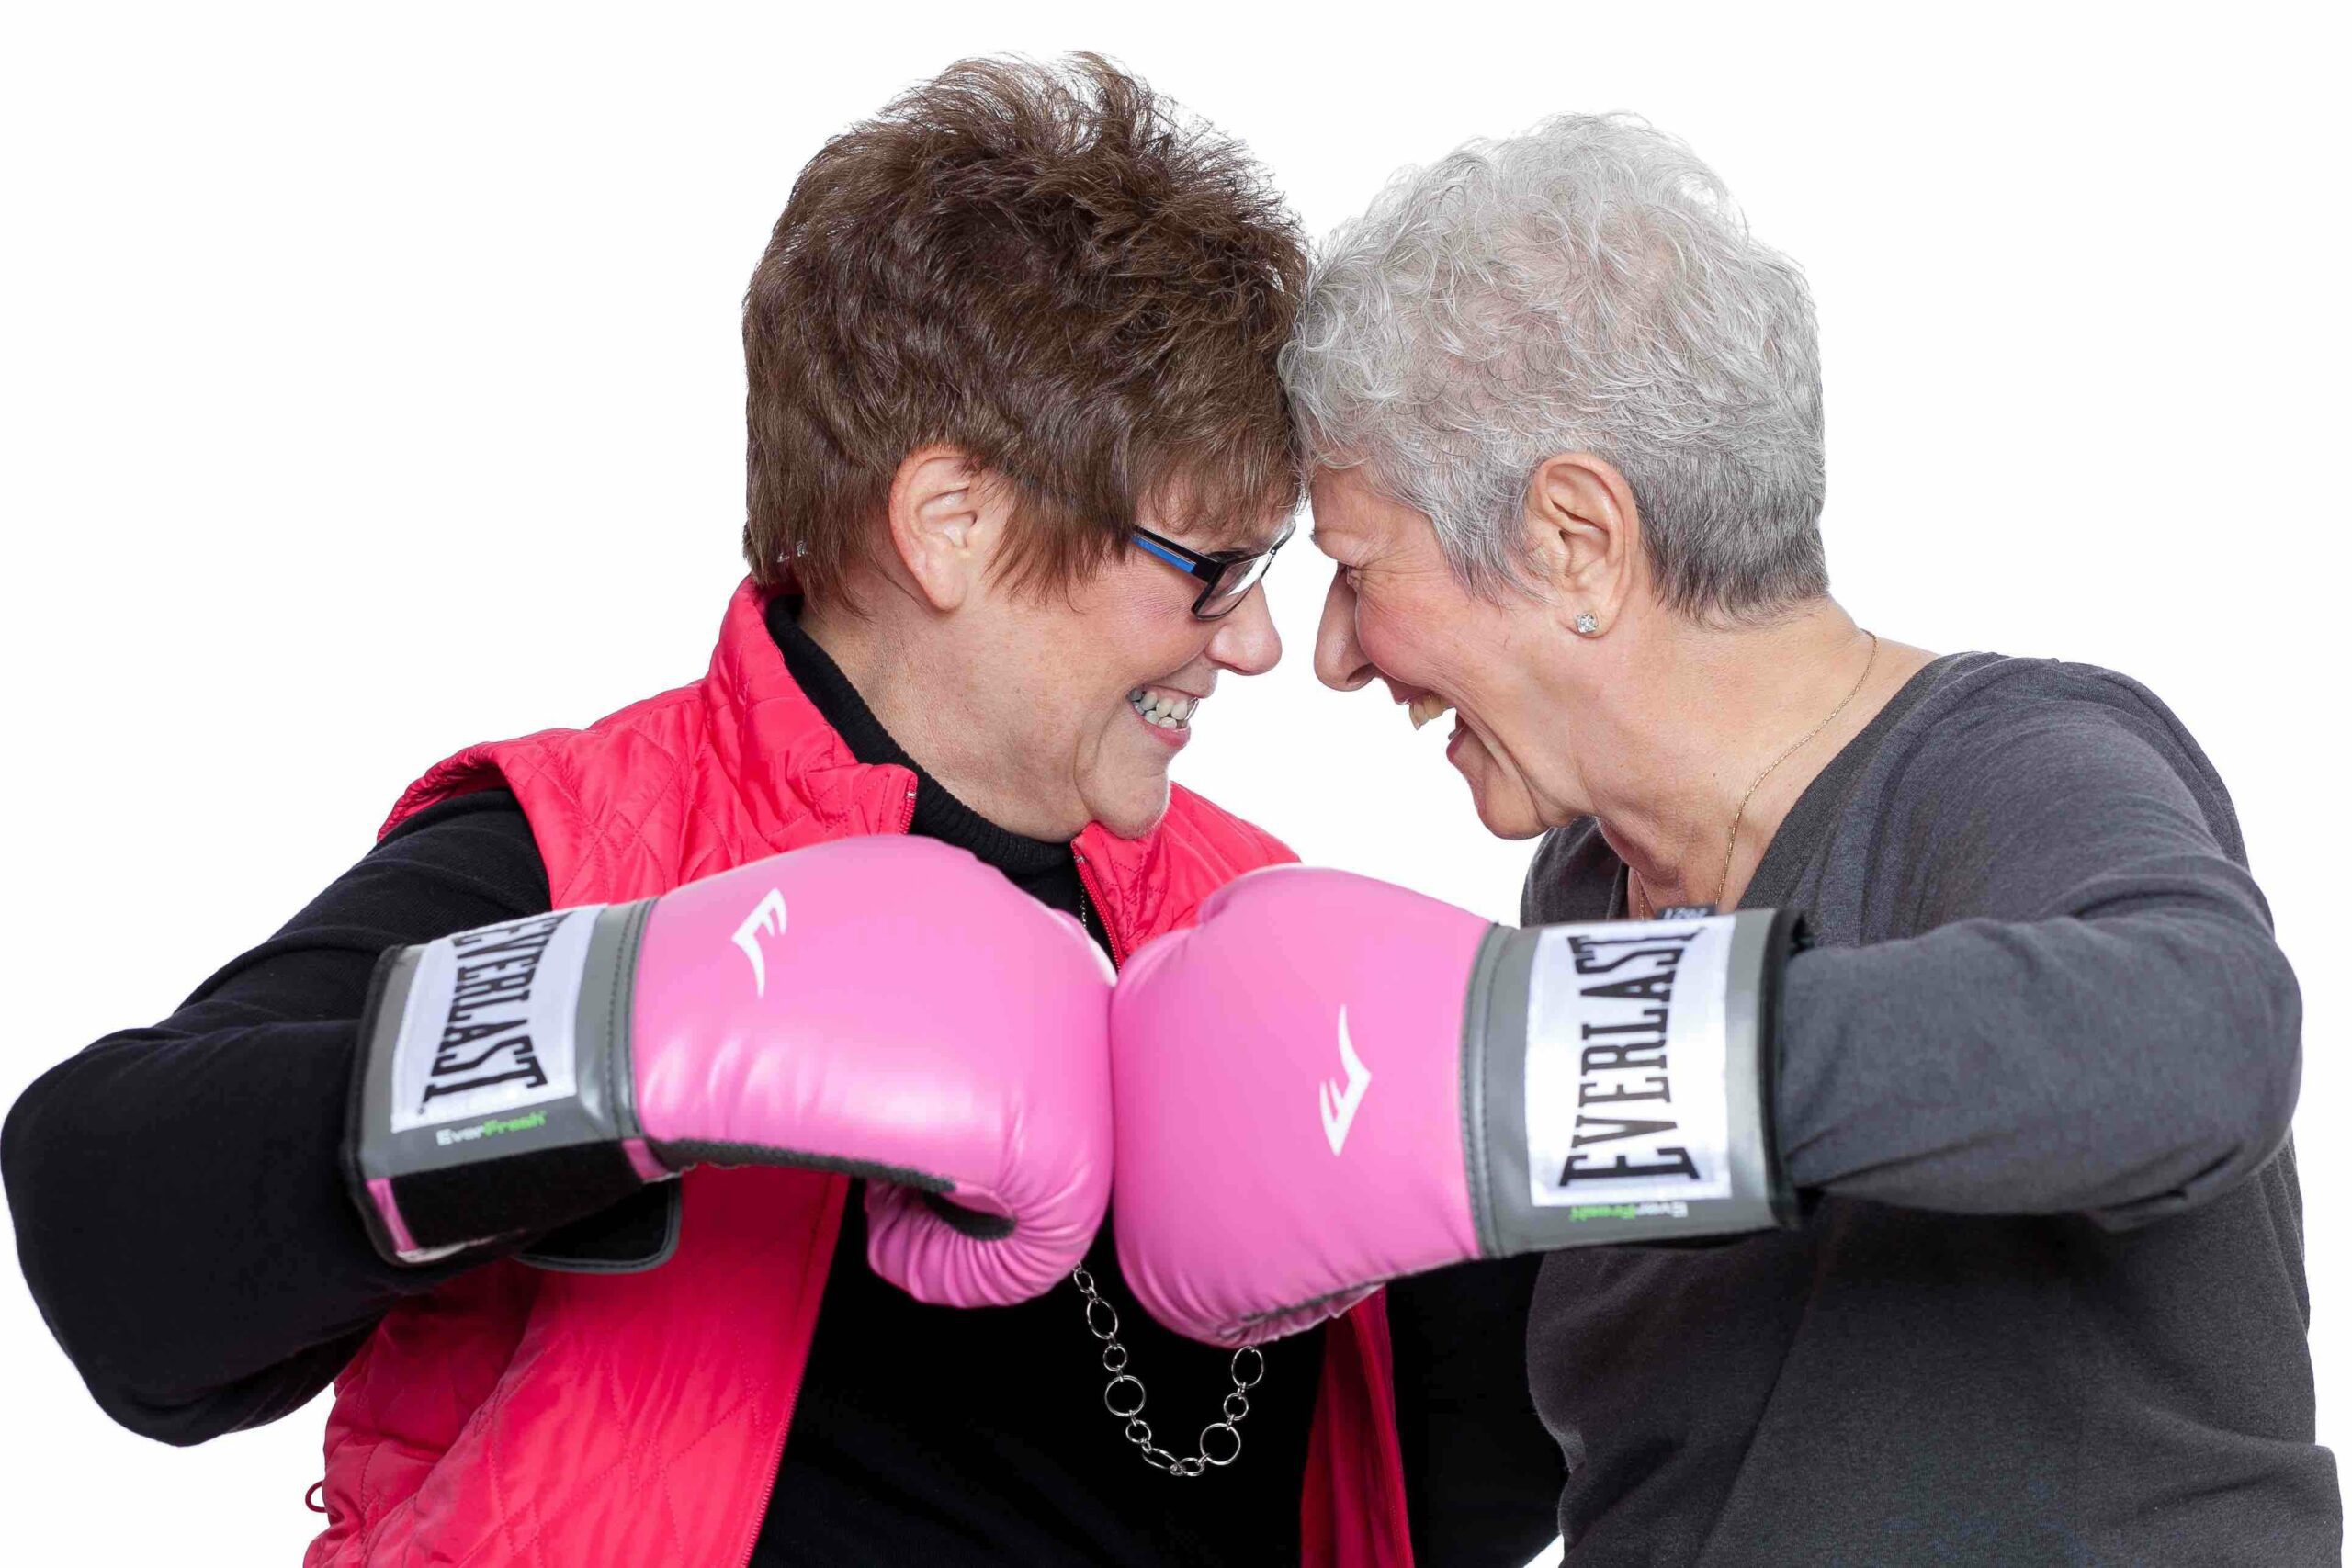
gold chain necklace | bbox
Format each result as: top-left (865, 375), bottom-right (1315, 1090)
top-left (1634, 631), bottom-right (1879, 919)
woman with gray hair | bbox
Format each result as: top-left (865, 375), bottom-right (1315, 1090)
top-left (1102, 116), bottom-right (2336, 1562)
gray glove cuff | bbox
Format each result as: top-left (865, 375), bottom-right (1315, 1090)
top-left (344, 899), bottom-right (660, 1264)
top-left (1464, 908), bottom-right (1802, 1256)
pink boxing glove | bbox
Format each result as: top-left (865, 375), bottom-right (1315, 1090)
top-left (346, 835), bottom-right (1114, 1307)
top-left (1111, 866), bottom-right (1800, 1347)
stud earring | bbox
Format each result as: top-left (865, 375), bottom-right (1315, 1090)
top-left (1574, 612), bottom-right (1601, 637)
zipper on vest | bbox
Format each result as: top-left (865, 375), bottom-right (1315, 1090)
top-left (1070, 849), bottom-right (1127, 967)
top-left (732, 1409), bottom-right (789, 1568)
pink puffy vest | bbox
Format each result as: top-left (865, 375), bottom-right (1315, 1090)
top-left (303, 581), bottom-right (1415, 1567)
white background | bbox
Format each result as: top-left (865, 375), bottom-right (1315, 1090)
top-left (3, 4), bottom-right (2346, 1562)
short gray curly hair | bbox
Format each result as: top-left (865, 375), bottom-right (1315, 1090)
top-left (1281, 113), bottom-right (1828, 619)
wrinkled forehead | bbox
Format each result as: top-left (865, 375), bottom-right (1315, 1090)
top-left (1306, 463), bottom-right (1417, 553)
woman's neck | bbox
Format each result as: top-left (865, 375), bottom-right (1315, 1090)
top-left (1579, 604), bottom-right (1931, 913)
top-left (796, 589), bottom-right (1083, 842)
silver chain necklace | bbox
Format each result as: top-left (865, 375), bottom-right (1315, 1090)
top-left (1072, 1265), bottom-right (1265, 1477)
top-left (1069, 869), bottom-right (1265, 1476)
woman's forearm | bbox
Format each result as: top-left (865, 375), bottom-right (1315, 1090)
top-left (4, 1020), bottom-right (428, 1443)
top-left (1, 792), bottom-right (550, 1443)
top-left (1777, 896), bottom-right (2300, 1228)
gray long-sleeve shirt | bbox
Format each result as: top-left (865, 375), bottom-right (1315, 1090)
top-left (1521, 651), bottom-right (2336, 1565)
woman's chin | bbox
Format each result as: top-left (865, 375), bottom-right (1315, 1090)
top-left (1086, 768), bottom-right (1173, 841)
top-left (1454, 743), bottom-right (1547, 841)
top-left (1469, 791), bottom-right (1549, 841)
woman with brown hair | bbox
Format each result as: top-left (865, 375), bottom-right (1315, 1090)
top-left (3, 56), bottom-right (1560, 1567)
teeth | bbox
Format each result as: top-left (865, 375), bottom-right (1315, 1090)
top-left (1408, 694), bottom-right (1453, 730)
top-left (1129, 686), bottom-right (1198, 728)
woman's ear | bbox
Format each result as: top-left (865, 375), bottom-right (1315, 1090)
top-left (1521, 452), bottom-right (1643, 637)
top-left (886, 446), bottom-right (1008, 612)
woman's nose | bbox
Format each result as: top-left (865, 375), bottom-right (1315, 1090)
top-left (1206, 582), bottom-right (1282, 676)
top-left (1315, 568), bottom-right (1374, 691)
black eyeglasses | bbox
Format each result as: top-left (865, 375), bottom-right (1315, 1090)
top-left (1131, 519), bottom-right (1295, 620)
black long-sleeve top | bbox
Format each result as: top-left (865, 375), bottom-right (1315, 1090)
top-left (4, 603), bottom-right (1562, 1566)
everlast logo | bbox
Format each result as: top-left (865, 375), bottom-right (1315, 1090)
top-left (1557, 928), bottom-right (1702, 1188)
top-left (416, 914), bottom-right (568, 1110)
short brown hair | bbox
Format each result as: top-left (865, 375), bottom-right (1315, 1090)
top-left (741, 54), bottom-right (1307, 600)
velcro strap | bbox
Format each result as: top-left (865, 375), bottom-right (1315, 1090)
top-left (1466, 908), bottom-right (1799, 1254)
top-left (345, 902), bottom-right (654, 1263)
top-left (1524, 916), bottom-right (1740, 1208)
top-left (387, 908), bottom-right (600, 1132)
